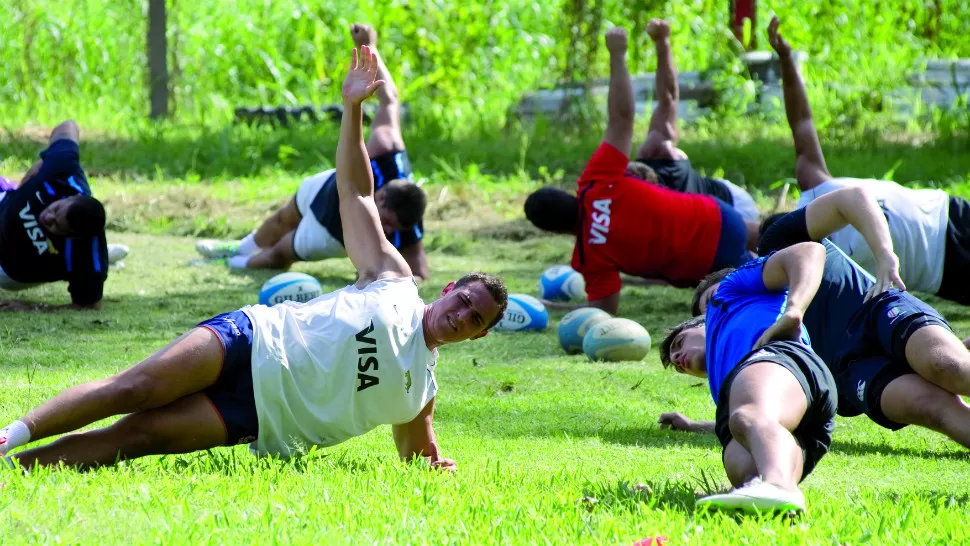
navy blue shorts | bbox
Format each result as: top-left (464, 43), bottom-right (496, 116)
top-left (197, 311), bottom-right (260, 445)
top-left (833, 288), bottom-right (950, 428)
top-left (711, 197), bottom-right (751, 270)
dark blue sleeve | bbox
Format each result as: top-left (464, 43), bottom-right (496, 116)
top-left (36, 139), bottom-right (91, 196)
top-left (392, 220), bottom-right (424, 248)
top-left (719, 254), bottom-right (774, 297)
top-left (758, 208), bottom-right (811, 256)
top-left (66, 234), bottom-right (108, 306)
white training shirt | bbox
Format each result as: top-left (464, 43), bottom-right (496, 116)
top-left (243, 276), bottom-right (438, 457)
top-left (797, 178), bottom-right (949, 294)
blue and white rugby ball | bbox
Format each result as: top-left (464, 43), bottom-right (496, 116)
top-left (558, 307), bottom-right (612, 354)
top-left (538, 265), bottom-right (585, 302)
top-left (259, 272), bottom-right (323, 306)
top-left (583, 318), bottom-right (652, 362)
top-left (494, 294), bottom-right (549, 332)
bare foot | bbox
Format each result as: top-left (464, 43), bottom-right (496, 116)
top-left (646, 19), bottom-right (670, 42)
top-left (350, 23), bottom-right (377, 49)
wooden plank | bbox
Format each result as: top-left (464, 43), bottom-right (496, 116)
top-left (147, 0), bottom-right (169, 119)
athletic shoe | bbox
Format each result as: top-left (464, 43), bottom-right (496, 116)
top-left (107, 243), bottom-right (129, 264)
top-left (696, 477), bottom-right (805, 514)
top-left (195, 240), bottom-right (240, 259)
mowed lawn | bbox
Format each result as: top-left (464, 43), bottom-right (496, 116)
top-left (3, 225), bottom-right (970, 544)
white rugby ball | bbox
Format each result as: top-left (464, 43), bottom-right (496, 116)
top-left (583, 318), bottom-right (652, 362)
top-left (494, 293), bottom-right (549, 332)
top-left (538, 265), bottom-right (585, 302)
top-left (259, 272), bottom-right (323, 306)
top-left (558, 307), bottom-right (612, 354)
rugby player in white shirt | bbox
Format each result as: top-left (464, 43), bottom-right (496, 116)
top-left (0, 46), bottom-right (508, 470)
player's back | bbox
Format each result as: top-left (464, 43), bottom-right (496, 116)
top-left (243, 276), bottom-right (438, 456)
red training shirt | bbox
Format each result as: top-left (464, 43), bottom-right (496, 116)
top-left (570, 142), bottom-right (723, 301)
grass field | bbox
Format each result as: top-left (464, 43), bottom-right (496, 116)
top-left (3, 167), bottom-right (970, 543)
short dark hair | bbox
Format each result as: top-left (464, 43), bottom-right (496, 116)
top-left (625, 161), bottom-right (658, 184)
top-left (66, 195), bottom-right (106, 238)
top-left (759, 212), bottom-right (788, 238)
top-left (659, 315), bottom-right (706, 369)
top-left (691, 268), bottom-right (735, 316)
top-left (454, 271), bottom-right (509, 331)
top-left (524, 187), bottom-right (578, 234)
top-left (381, 179), bottom-right (426, 228)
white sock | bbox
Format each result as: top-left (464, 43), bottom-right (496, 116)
top-left (228, 255), bottom-right (250, 269)
top-left (237, 232), bottom-right (262, 256)
top-left (0, 421), bottom-right (31, 455)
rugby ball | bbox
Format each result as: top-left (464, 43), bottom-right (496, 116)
top-left (558, 307), bottom-right (612, 354)
top-left (259, 272), bottom-right (323, 306)
top-left (583, 318), bottom-right (652, 362)
top-left (538, 265), bottom-right (585, 301)
top-left (494, 294), bottom-right (549, 332)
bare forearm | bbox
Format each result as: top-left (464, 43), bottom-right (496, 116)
top-left (653, 38), bottom-right (678, 104)
top-left (608, 50), bottom-right (634, 127)
top-left (779, 53), bottom-right (812, 129)
top-left (779, 244), bottom-right (825, 314)
top-left (337, 102), bottom-right (374, 198)
top-left (372, 51), bottom-right (398, 106)
top-left (814, 188), bottom-right (895, 265)
top-left (50, 120), bottom-right (79, 144)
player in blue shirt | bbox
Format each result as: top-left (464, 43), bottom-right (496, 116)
top-left (0, 120), bottom-right (111, 310)
top-left (664, 186), bottom-right (970, 458)
top-left (195, 23), bottom-right (430, 280)
top-left (659, 242), bottom-right (835, 514)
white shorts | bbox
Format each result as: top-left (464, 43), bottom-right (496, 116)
top-left (293, 169), bottom-right (347, 261)
top-left (719, 179), bottom-right (760, 222)
top-left (0, 263), bottom-right (39, 291)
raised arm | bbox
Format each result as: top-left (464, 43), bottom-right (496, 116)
top-left (351, 24), bottom-right (405, 156)
top-left (755, 241), bottom-right (826, 348)
top-left (636, 19), bottom-right (684, 159)
top-left (337, 46), bottom-right (411, 285)
top-left (602, 27), bottom-right (634, 155)
top-left (804, 186), bottom-right (905, 297)
top-left (49, 120), bottom-right (79, 144)
top-left (392, 398), bottom-right (456, 471)
top-left (768, 16), bottom-right (830, 192)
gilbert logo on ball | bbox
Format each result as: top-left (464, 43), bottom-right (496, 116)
top-left (558, 307), bottom-right (611, 354)
top-left (582, 318), bottom-right (652, 362)
top-left (538, 265), bottom-right (585, 302)
top-left (259, 272), bottom-right (323, 306)
top-left (494, 294), bottom-right (549, 332)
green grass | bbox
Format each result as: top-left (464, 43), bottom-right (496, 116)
top-left (3, 216), bottom-right (970, 543)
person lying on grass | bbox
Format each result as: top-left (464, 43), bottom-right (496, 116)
top-left (661, 185), bottom-right (970, 459)
top-left (0, 120), bottom-right (127, 312)
top-left (196, 23), bottom-right (431, 281)
top-left (524, 25), bottom-right (757, 315)
top-left (628, 18), bottom-right (759, 222)
top-left (769, 15), bottom-right (970, 323)
top-left (0, 46), bottom-right (508, 471)
top-left (659, 242), bottom-right (835, 514)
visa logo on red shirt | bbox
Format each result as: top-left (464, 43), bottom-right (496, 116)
top-left (588, 199), bottom-right (612, 244)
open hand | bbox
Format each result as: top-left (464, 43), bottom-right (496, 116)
top-left (866, 256), bottom-right (906, 302)
top-left (604, 27), bottom-right (628, 53)
top-left (753, 310), bottom-right (803, 349)
top-left (767, 16), bottom-right (791, 57)
top-left (430, 456), bottom-right (457, 473)
top-left (341, 46), bottom-right (385, 105)
top-left (646, 19), bottom-right (670, 42)
top-left (350, 23), bottom-right (377, 48)
top-left (658, 412), bottom-right (694, 432)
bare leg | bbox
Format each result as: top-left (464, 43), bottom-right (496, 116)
top-left (905, 325), bottom-right (970, 395)
top-left (244, 231), bottom-right (299, 270)
top-left (636, 19), bottom-right (686, 161)
top-left (351, 24), bottom-right (405, 157)
top-left (253, 197), bottom-right (301, 249)
top-left (19, 328), bottom-right (223, 444)
top-left (13, 394), bottom-right (227, 470)
top-left (722, 440), bottom-right (759, 488)
top-left (881, 374), bottom-right (970, 448)
top-left (726, 361), bottom-right (808, 491)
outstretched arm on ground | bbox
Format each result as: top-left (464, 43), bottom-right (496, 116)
top-left (337, 46), bottom-right (411, 285)
top-left (768, 16), bottom-right (830, 191)
top-left (658, 412), bottom-right (715, 434)
top-left (602, 27), bottom-right (634, 155)
top-left (392, 398), bottom-right (456, 472)
top-left (351, 23), bottom-right (405, 156)
top-left (756, 242), bottom-right (826, 348)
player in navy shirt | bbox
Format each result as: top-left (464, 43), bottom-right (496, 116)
top-left (659, 242), bottom-right (835, 514)
top-left (0, 120), bottom-right (109, 310)
top-left (195, 24), bottom-right (430, 280)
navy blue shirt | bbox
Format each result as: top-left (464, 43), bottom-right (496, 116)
top-left (705, 255), bottom-right (812, 403)
top-left (308, 150), bottom-right (423, 249)
top-left (0, 140), bottom-right (108, 306)
top-left (758, 208), bottom-right (875, 370)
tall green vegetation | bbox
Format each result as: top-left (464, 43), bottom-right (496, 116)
top-left (1, 0), bottom-right (967, 135)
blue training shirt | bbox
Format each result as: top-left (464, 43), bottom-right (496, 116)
top-left (705, 254), bottom-right (812, 403)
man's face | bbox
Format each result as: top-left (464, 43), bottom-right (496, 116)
top-left (374, 191), bottom-right (403, 235)
top-left (669, 324), bottom-right (707, 378)
top-left (39, 197), bottom-right (75, 236)
top-left (428, 281), bottom-right (502, 345)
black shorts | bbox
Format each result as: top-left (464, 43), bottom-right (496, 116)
top-left (835, 356), bottom-right (914, 431)
top-left (714, 340), bottom-right (837, 482)
top-left (197, 311), bottom-right (260, 445)
top-left (938, 196), bottom-right (970, 304)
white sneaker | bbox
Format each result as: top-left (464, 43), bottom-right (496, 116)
top-left (195, 240), bottom-right (240, 259)
top-left (696, 477), bottom-right (805, 514)
top-left (107, 243), bottom-right (129, 264)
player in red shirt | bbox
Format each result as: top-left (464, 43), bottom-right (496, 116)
top-left (524, 26), bottom-right (757, 314)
